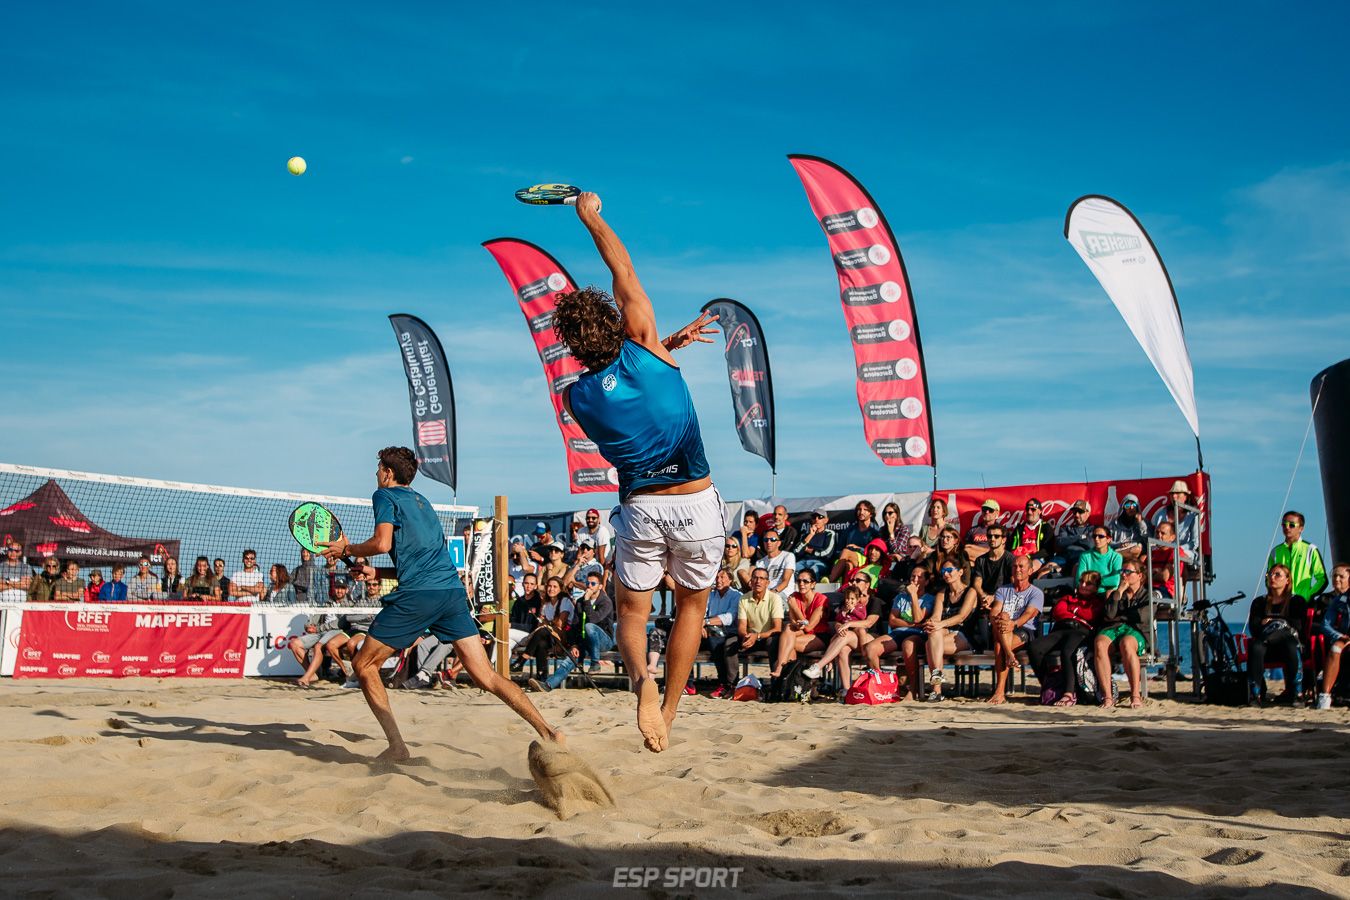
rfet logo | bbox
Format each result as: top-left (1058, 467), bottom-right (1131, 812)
top-left (223, 649), bottom-right (243, 663)
top-left (158, 652), bottom-right (177, 664)
top-left (185, 664), bottom-right (206, 676)
top-left (58, 664), bottom-right (78, 676)
top-left (121, 665), bottom-right (142, 677)
top-left (92, 650), bottom-right (111, 664)
top-left (22, 648), bottom-right (42, 661)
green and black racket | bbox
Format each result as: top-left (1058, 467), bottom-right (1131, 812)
top-left (514, 183), bottom-right (581, 205)
top-left (288, 501), bottom-right (357, 566)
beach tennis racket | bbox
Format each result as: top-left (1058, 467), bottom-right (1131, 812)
top-left (288, 501), bottom-right (356, 566)
top-left (515, 183), bottom-right (581, 205)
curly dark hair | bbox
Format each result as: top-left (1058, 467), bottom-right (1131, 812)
top-left (377, 446), bottom-right (419, 485)
top-left (552, 286), bottom-right (625, 371)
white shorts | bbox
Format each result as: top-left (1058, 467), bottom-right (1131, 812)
top-left (610, 485), bottom-right (725, 592)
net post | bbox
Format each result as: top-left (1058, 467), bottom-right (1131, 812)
top-left (493, 495), bottom-right (509, 676)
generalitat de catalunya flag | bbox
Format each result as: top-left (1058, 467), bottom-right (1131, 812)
top-left (481, 238), bottom-right (618, 494)
top-left (701, 298), bottom-right (776, 472)
top-left (388, 314), bottom-right (456, 490)
top-left (1064, 195), bottom-right (1199, 438)
top-left (788, 154), bottom-right (935, 468)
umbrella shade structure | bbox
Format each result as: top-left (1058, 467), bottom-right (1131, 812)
top-left (0, 479), bottom-right (180, 566)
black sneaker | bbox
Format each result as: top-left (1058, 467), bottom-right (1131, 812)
top-left (926, 691), bottom-right (947, 703)
top-left (527, 678), bottom-right (552, 693)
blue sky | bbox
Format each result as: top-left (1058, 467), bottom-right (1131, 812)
top-left (3, 2), bottom-right (1348, 610)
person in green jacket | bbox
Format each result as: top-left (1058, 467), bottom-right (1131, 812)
top-left (1267, 510), bottom-right (1328, 601)
top-left (1075, 527), bottom-right (1123, 590)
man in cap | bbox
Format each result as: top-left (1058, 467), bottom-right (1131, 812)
top-left (1108, 493), bottom-right (1149, 566)
top-left (791, 509), bottom-right (837, 581)
top-left (1009, 498), bottom-right (1057, 576)
top-left (964, 500), bottom-right (1000, 562)
top-left (1151, 481), bottom-right (1200, 565)
top-left (528, 522), bottom-right (555, 566)
top-left (1055, 500), bottom-right (1095, 575)
top-left (576, 507), bottom-right (615, 566)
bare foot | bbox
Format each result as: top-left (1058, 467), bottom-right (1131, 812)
top-left (635, 677), bottom-right (668, 753)
top-left (1129, 696), bottom-right (1144, 709)
top-left (987, 693), bottom-right (1007, 705)
top-left (1101, 699), bottom-right (1116, 709)
top-left (297, 676), bottom-right (315, 688)
top-left (376, 744), bottom-right (411, 762)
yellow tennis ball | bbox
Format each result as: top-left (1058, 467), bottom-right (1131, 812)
top-left (287, 156), bottom-right (306, 176)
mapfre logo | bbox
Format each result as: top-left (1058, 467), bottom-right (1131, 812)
top-left (22, 648), bottom-right (42, 661)
top-left (58, 664), bottom-right (78, 676)
top-left (121, 665), bottom-right (142, 676)
top-left (223, 649), bottom-right (243, 662)
top-left (92, 650), bottom-right (111, 664)
top-left (158, 652), bottom-right (177, 664)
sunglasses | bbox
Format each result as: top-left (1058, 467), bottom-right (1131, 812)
top-left (941, 566), bottom-right (956, 575)
top-left (1122, 569), bottom-right (1139, 575)
top-left (1093, 533), bottom-right (1110, 539)
top-left (989, 534), bottom-right (1005, 540)
top-left (1123, 502), bottom-right (1138, 508)
top-left (850, 577), bottom-right (871, 584)
top-left (1026, 504), bottom-right (1040, 510)
top-left (765, 537), bottom-right (780, 542)
top-left (795, 577), bottom-right (813, 584)
top-left (1282, 521), bottom-right (1300, 528)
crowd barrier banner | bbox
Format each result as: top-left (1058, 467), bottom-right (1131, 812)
top-left (388, 314), bottom-right (457, 490)
top-left (244, 610), bottom-right (310, 677)
top-left (788, 154), bottom-right (936, 468)
top-left (12, 606), bottom-right (249, 678)
top-left (482, 238), bottom-right (619, 494)
top-left (938, 472), bottom-right (1211, 554)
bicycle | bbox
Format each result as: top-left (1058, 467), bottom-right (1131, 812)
top-left (1191, 591), bottom-right (1247, 705)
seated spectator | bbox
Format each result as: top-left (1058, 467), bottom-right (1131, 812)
top-left (509, 573), bottom-right (543, 658)
top-left (963, 500), bottom-right (999, 562)
top-left (792, 509), bottom-right (837, 581)
top-left (827, 500), bottom-right (881, 583)
top-left (933, 525), bottom-right (964, 574)
top-left (804, 580), bottom-right (880, 693)
top-left (229, 550), bottom-right (264, 603)
top-left (97, 564), bottom-right (128, 602)
top-left (921, 562), bottom-right (980, 702)
top-left (887, 534), bottom-right (929, 586)
top-left (263, 564), bottom-right (295, 604)
top-left (770, 569), bottom-right (829, 681)
top-left (537, 573), bottom-right (616, 691)
top-left (877, 502), bottom-right (912, 577)
top-left (1316, 564), bottom-right (1350, 710)
top-left (919, 497), bottom-right (950, 552)
top-left (847, 538), bottom-right (888, 589)
top-left (84, 569), bottom-right (104, 602)
top-left (577, 507), bottom-right (615, 566)
top-left (540, 543), bottom-right (569, 583)
top-left (52, 560), bottom-right (84, 602)
top-left (1028, 571), bottom-right (1106, 707)
top-left (1053, 500), bottom-right (1095, 577)
top-left (1149, 520), bottom-right (1193, 598)
top-left (0, 542), bottom-right (31, 602)
top-left (703, 569), bottom-right (742, 697)
top-left (30, 557), bottom-right (60, 602)
top-left (1246, 564), bottom-right (1306, 706)
top-left (735, 510), bottom-right (762, 562)
top-left (1076, 527), bottom-right (1123, 590)
top-left (566, 539), bottom-right (604, 592)
top-left (522, 576), bottom-right (574, 684)
top-left (403, 634), bottom-right (456, 689)
top-left (528, 521), bottom-right (556, 566)
top-left (184, 556), bottom-right (219, 600)
top-left (160, 557), bottom-right (184, 600)
top-left (768, 505), bottom-right (799, 559)
top-left (1010, 497), bottom-right (1057, 575)
top-left (507, 537), bottom-right (532, 594)
top-left (1266, 509), bottom-right (1328, 601)
top-left (1107, 493), bottom-right (1148, 567)
top-left (736, 567), bottom-right (784, 671)
top-left (760, 529), bottom-right (797, 594)
top-left (971, 525), bottom-right (1013, 606)
top-left (984, 555), bottom-right (1044, 704)
top-left (862, 565), bottom-right (936, 699)
top-left (214, 558), bottom-right (230, 603)
top-left (128, 557), bottom-right (161, 601)
top-left (722, 536), bottom-right (752, 590)
top-left (1094, 562), bottom-right (1155, 709)
top-left (289, 608), bottom-right (345, 687)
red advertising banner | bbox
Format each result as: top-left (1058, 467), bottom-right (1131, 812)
top-left (482, 238), bottom-right (619, 494)
top-left (937, 472), bottom-right (1211, 554)
top-left (788, 154), bottom-right (935, 468)
top-left (12, 607), bottom-right (248, 678)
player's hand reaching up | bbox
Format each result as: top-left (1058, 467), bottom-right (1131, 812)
top-left (663, 311), bottom-right (720, 352)
top-left (575, 191), bottom-right (602, 218)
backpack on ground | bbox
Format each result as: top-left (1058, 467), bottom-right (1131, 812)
top-left (767, 659), bottom-right (812, 703)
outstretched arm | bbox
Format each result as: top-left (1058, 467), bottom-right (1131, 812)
top-left (662, 310), bottom-right (719, 353)
top-left (574, 193), bottom-right (667, 357)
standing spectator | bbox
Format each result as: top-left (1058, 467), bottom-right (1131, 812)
top-left (792, 509), bottom-right (837, 582)
top-left (768, 505), bottom-right (799, 557)
top-left (1246, 564), bottom-right (1306, 706)
top-left (1316, 564), bottom-right (1350, 710)
top-left (703, 568), bottom-right (742, 697)
top-left (229, 550), bottom-right (265, 603)
top-left (735, 510), bottom-right (762, 562)
top-left (1266, 510), bottom-right (1328, 601)
top-left (985, 555), bottom-right (1044, 704)
top-left (770, 569), bottom-right (829, 680)
top-left (185, 557), bottom-right (219, 600)
top-left (97, 564), bottom-right (128, 602)
top-left (964, 500), bottom-right (999, 562)
top-left (877, 501), bottom-right (912, 578)
top-left (722, 536), bottom-right (752, 590)
top-left (760, 529), bottom-right (797, 594)
top-left (1076, 527), bottom-right (1124, 590)
top-left (828, 500), bottom-right (881, 583)
top-left (263, 564), bottom-right (295, 604)
top-left (1107, 494), bottom-right (1148, 567)
top-left (84, 569), bottom-right (105, 602)
top-left (52, 561), bottom-right (84, 601)
top-left (214, 558), bottom-right (230, 603)
top-left (736, 567), bottom-right (784, 667)
top-left (29, 557), bottom-right (60, 602)
top-left (291, 549), bottom-right (328, 605)
top-left (920, 497), bottom-right (950, 551)
top-left (577, 508), bottom-right (615, 566)
top-left (128, 557), bottom-right (161, 601)
top-left (1055, 500), bottom-right (1095, 575)
top-left (1027, 570), bottom-right (1105, 707)
top-left (1094, 562), bottom-right (1154, 709)
top-left (1010, 497), bottom-right (1057, 575)
top-left (161, 557), bottom-right (184, 600)
top-left (971, 525), bottom-right (1013, 605)
top-left (0, 542), bottom-right (31, 602)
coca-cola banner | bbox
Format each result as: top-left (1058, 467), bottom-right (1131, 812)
top-left (12, 607), bottom-right (248, 678)
top-left (701, 298), bottom-right (775, 471)
top-left (482, 238), bottom-right (619, 494)
top-left (937, 472), bottom-right (1211, 554)
top-left (788, 154), bottom-right (935, 468)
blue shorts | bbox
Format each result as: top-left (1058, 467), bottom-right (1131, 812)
top-left (368, 585), bottom-right (478, 650)
top-left (889, 627), bottom-right (924, 643)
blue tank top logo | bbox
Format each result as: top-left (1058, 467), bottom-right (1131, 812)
top-left (602, 373), bottom-right (617, 392)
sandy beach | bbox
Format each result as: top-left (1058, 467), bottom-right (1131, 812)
top-left (0, 678), bottom-right (1346, 897)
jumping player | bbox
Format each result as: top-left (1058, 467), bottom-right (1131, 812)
top-left (321, 446), bottom-right (563, 761)
top-left (555, 192), bottom-right (722, 753)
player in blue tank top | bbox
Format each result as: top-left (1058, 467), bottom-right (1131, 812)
top-left (554, 192), bottom-right (724, 753)
top-left (323, 447), bottom-right (564, 763)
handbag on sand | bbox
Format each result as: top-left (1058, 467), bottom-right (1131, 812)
top-left (732, 674), bottom-right (762, 701)
top-left (846, 670), bottom-right (898, 705)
